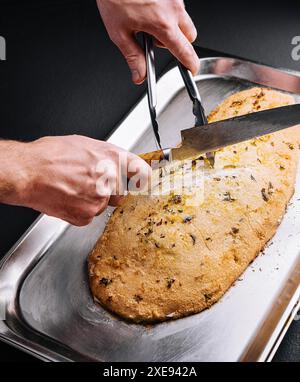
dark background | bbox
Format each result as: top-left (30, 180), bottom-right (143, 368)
top-left (0, 0), bottom-right (299, 362)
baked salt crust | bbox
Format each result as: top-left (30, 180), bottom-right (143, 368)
top-left (88, 87), bottom-right (300, 323)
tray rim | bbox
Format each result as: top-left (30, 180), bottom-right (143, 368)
top-left (1, 55), bottom-right (300, 362)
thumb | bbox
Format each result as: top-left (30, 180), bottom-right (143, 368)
top-left (116, 34), bottom-right (146, 85)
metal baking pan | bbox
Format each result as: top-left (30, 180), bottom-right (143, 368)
top-left (1, 57), bottom-right (300, 362)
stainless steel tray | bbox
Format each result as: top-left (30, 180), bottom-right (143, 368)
top-left (1, 57), bottom-right (300, 362)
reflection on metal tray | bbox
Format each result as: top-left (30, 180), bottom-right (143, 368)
top-left (1, 57), bottom-right (300, 362)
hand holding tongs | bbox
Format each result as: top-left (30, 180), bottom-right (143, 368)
top-left (143, 33), bottom-right (215, 166)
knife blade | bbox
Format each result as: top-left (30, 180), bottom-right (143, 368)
top-left (139, 104), bottom-right (300, 165)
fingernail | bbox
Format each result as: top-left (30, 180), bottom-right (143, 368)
top-left (132, 69), bottom-right (141, 84)
top-left (193, 59), bottom-right (200, 75)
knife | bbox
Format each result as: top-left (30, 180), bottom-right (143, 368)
top-left (139, 104), bottom-right (300, 166)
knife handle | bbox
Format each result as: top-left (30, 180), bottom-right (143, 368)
top-left (139, 148), bottom-right (170, 166)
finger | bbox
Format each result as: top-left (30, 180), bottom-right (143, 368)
top-left (95, 160), bottom-right (118, 197)
top-left (178, 11), bottom-right (197, 43)
top-left (154, 37), bottom-right (165, 49)
top-left (154, 27), bottom-right (199, 75)
top-left (127, 152), bottom-right (152, 193)
top-left (109, 195), bottom-right (125, 207)
top-left (115, 33), bottom-right (146, 85)
top-left (127, 152), bottom-right (152, 178)
top-left (67, 216), bottom-right (93, 227)
top-left (95, 196), bottom-right (111, 215)
top-left (155, 15), bottom-right (197, 49)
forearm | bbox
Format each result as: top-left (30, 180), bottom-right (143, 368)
top-left (0, 140), bottom-right (29, 206)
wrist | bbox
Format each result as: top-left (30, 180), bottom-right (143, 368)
top-left (0, 140), bottom-right (33, 206)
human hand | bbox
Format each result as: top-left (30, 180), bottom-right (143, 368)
top-left (1, 136), bottom-right (150, 226)
top-left (96, 0), bottom-right (199, 84)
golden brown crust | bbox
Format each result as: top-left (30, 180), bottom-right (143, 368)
top-left (88, 87), bottom-right (300, 323)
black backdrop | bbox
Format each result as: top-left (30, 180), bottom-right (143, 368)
top-left (0, 0), bottom-right (299, 362)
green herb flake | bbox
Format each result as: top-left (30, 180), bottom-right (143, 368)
top-left (134, 294), bottom-right (143, 303)
top-left (167, 278), bottom-right (176, 289)
top-left (144, 228), bottom-right (153, 236)
top-left (170, 194), bottom-right (182, 204)
top-left (231, 227), bottom-right (239, 235)
top-left (261, 188), bottom-right (269, 202)
top-left (99, 277), bottom-right (112, 287)
top-left (223, 192), bottom-right (236, 202)
top-left (183, 216), bottom-right (193, 223)
top-left (189, 234), bottom-right (196, 245)
top-left (204, 292), bottom-right (213, 302)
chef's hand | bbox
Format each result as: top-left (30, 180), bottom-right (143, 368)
top-left (96, 0), bottom-right (199, 84)
top-left (0, 136), bottom-right (151, 226)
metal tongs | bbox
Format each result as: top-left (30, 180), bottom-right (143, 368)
top-left (143, 33), bottom-right (215, 166)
